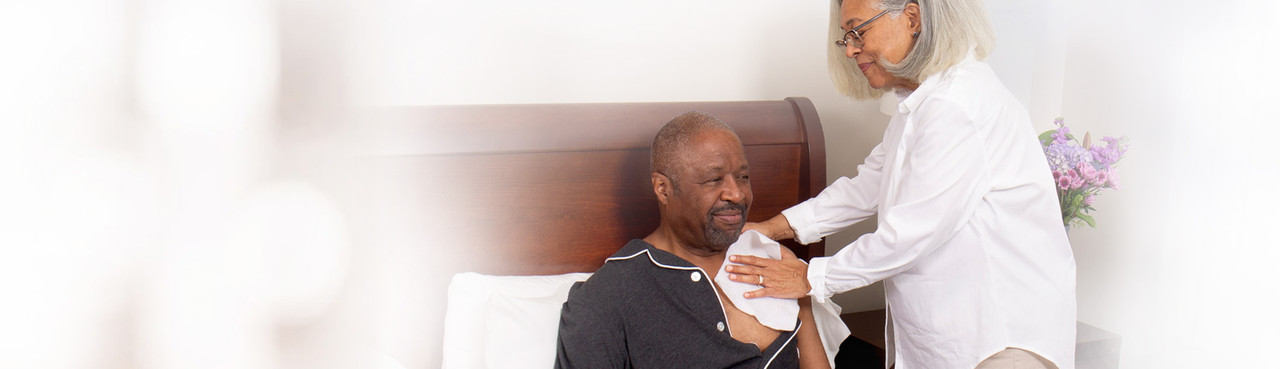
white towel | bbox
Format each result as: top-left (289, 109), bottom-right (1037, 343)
top-left (714, 230), bottom-right (800, 331)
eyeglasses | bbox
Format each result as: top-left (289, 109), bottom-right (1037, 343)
top-left (834, 9), bottom-right (890, 50)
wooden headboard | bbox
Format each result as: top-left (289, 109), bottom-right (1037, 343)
top-left (364, 97), bottom-right (825, 276)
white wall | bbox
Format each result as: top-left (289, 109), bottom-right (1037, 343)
top-left (1050, 0), bottom-right (1280, 367)
top-left (994, 0), bottom-right (1280, 367)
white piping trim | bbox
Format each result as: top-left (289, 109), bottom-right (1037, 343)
top-left (605, 248), bottom-right (734, 336)
top-left (607, 248), bottom-right (701, 271)
top-left (763, 320), bottom-right (801, 369)
top-left (604, 249), bottom-right (651, 263)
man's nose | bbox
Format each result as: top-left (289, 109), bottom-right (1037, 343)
top-left (720, 178), bottom-right (745, 203)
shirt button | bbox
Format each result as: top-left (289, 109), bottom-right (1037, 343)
top-left (716, 322), bottom-right (726, 332)
top-left (690, 272), bottom-right (702, 282)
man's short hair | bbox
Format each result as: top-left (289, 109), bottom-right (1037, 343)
top-left (650, 112), bottom-right (736, 184)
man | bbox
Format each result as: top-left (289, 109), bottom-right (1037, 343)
top-left (554, 112), bottom-right (829, 369)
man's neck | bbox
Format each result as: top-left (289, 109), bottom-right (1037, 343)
top-left (643, 226), bottom-right (727, 278)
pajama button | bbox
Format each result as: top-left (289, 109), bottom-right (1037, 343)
top-left (716, 322), bottom-right (725, 331)
top-left (690, 272), bottom-right (702, 282)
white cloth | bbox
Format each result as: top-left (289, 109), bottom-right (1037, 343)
top-left (810, 295), bottom-right (851, 369)
top-left (781, 52), bottom-right (1077, 369)
top-left (714, 230), bottom-right (800, 331)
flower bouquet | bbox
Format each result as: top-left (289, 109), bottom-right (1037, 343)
top-left (1040, 118), bottom-right (1128, 229)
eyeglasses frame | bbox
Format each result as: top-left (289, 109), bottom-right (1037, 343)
top-left (834, 9), bottom-right (891, 49)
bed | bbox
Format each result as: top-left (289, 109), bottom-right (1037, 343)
top-left (358, 97), bottom-right (844, 368)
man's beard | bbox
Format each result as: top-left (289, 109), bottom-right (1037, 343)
top-left (704, 202), bottom-right (748, 250)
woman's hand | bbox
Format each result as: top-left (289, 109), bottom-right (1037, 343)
top-left (741, 214), bottom-right (796, 241)
top-left (725, 246), bottom-right (811, 299)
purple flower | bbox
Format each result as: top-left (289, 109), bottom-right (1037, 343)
top-left (1089, 136), bottom-right (1129, 167)
top-left (1052, 123), bottom-right (1071, 145)
top-left (1084, 195), bottom-right (1096, 206)
top-left (1044, 140), bottom-right (1092, 172)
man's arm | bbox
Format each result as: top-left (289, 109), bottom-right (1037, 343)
top-left (555, 283), bottom-right (627, 369)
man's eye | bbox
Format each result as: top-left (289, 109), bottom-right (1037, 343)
top-left (738, 175), bottom-right (750, 181)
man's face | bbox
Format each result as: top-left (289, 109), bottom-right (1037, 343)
top-left (666, 130), bottom-right (752, 253)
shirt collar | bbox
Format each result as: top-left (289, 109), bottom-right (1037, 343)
top-left (607, 239), bottom-right (705, 271)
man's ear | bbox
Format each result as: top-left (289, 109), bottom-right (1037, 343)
top-left (652, 172), bottom-right (671, 205)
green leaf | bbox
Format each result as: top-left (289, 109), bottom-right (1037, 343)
top-left (1078, 213), bottom-right (1096, 228)
top-left (1039, 130), bottom-right (1056, 146)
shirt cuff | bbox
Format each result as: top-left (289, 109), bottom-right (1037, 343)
top-left (781, 200), bottom-right (822, 245)
top-left (806, 256), bottom-right (832, 304)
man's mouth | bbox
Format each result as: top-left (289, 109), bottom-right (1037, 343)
top-left (710, 204), bottom-right (747, 226)
top-left (713, 211), bottom-right (743, 225)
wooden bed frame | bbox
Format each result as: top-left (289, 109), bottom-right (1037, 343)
top-left (368, 97), bottom-right (827, 277)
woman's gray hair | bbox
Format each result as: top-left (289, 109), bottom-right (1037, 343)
top-left (828, 0), bottom-right (995, 99)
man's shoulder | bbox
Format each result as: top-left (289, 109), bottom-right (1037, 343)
top-left (603, 239), bottom-right (655, 263)
top-left (566, 240), bottom-right (653, 299)
top-left (587, 239), bottom-right (656, 274)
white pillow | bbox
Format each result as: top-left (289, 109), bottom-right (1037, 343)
top-left (441, 272), bottom-right (592, 369)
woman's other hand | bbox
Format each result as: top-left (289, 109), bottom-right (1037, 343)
top-left (741, 214), bottom-right (796, 241)
top-left (741, 222), bottom-right (771, 237)
top-left (725, 249), bottom-right (811, 299)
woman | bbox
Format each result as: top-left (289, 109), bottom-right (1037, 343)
top-left (725, 0), bottom-right (1076, 368)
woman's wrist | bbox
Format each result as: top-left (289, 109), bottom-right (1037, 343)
top-left (768, 214), bottom-right (796, 240)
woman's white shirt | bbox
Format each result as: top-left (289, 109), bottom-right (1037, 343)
top-left (781, 54), bottom-right (1077, 369)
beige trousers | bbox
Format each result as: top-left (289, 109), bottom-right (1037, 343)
top-left (973, 348), bottom-right (1058, 369)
